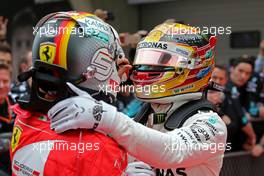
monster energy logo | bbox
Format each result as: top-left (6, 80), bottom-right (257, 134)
top-left (153, 113), bottom-right (167, 124)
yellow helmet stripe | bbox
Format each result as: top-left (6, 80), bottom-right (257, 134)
top-left (59, 20), bottom-right (76, 69)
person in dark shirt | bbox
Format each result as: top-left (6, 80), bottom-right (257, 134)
top-left (229, 55), bottom-right (264, 118)
top-left (0, 61), bottom-right (14, 175)
top-left (208, 65), bottom-right (256, 152)
top-left (0, 62), bottom-right (14, 130)
top-left (228, 56), bottom-right (264, 154)
top-left (0, 96), bottom-right (14, 132)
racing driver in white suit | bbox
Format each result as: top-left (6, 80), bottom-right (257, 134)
top-left (48, 22), bottom-right (227, 176)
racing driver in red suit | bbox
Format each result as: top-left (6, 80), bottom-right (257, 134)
top-left (10, 11), bottom-right (129, 176)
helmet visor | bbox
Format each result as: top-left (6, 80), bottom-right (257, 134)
top-left (134, 49), bottom-right (194, 69)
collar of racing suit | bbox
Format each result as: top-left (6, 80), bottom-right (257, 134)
top-left (147, 92), bottom-right (203, 131)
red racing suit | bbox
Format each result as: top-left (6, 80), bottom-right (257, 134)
top-left (10, 104), bottom-right (127, 176)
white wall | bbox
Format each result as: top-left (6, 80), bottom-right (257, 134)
top-left (139, 0), bottom-right (264, 65)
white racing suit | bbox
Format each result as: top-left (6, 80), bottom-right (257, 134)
top-left (112, 101), bottom-right (227, 176)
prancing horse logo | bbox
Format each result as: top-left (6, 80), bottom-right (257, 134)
top-left (39, 42), bottom-right (56, 64)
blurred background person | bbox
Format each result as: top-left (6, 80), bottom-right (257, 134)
top-left (208, 65), bottom-right (256, 152)
top-left (0, 62), bottom-right (14, 132)
top-left (10, 51), bottom-right (32, 102)
top-left (227, 56), bottom-right (264, 151)
top-left (239, 55), bottom-right (264, 119)
top-left (229, 55), bottom-right (264, 148)
top-left (228, 56), bottom-right (262, 118)
top-left (256, 43), bottom-right (264, 109)
top-left (0, 42), bottom-right (12, 65)
top-left (0, 61), bottom-right (15, 176)
top-left (254, 40), bottom-right (264, 73)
